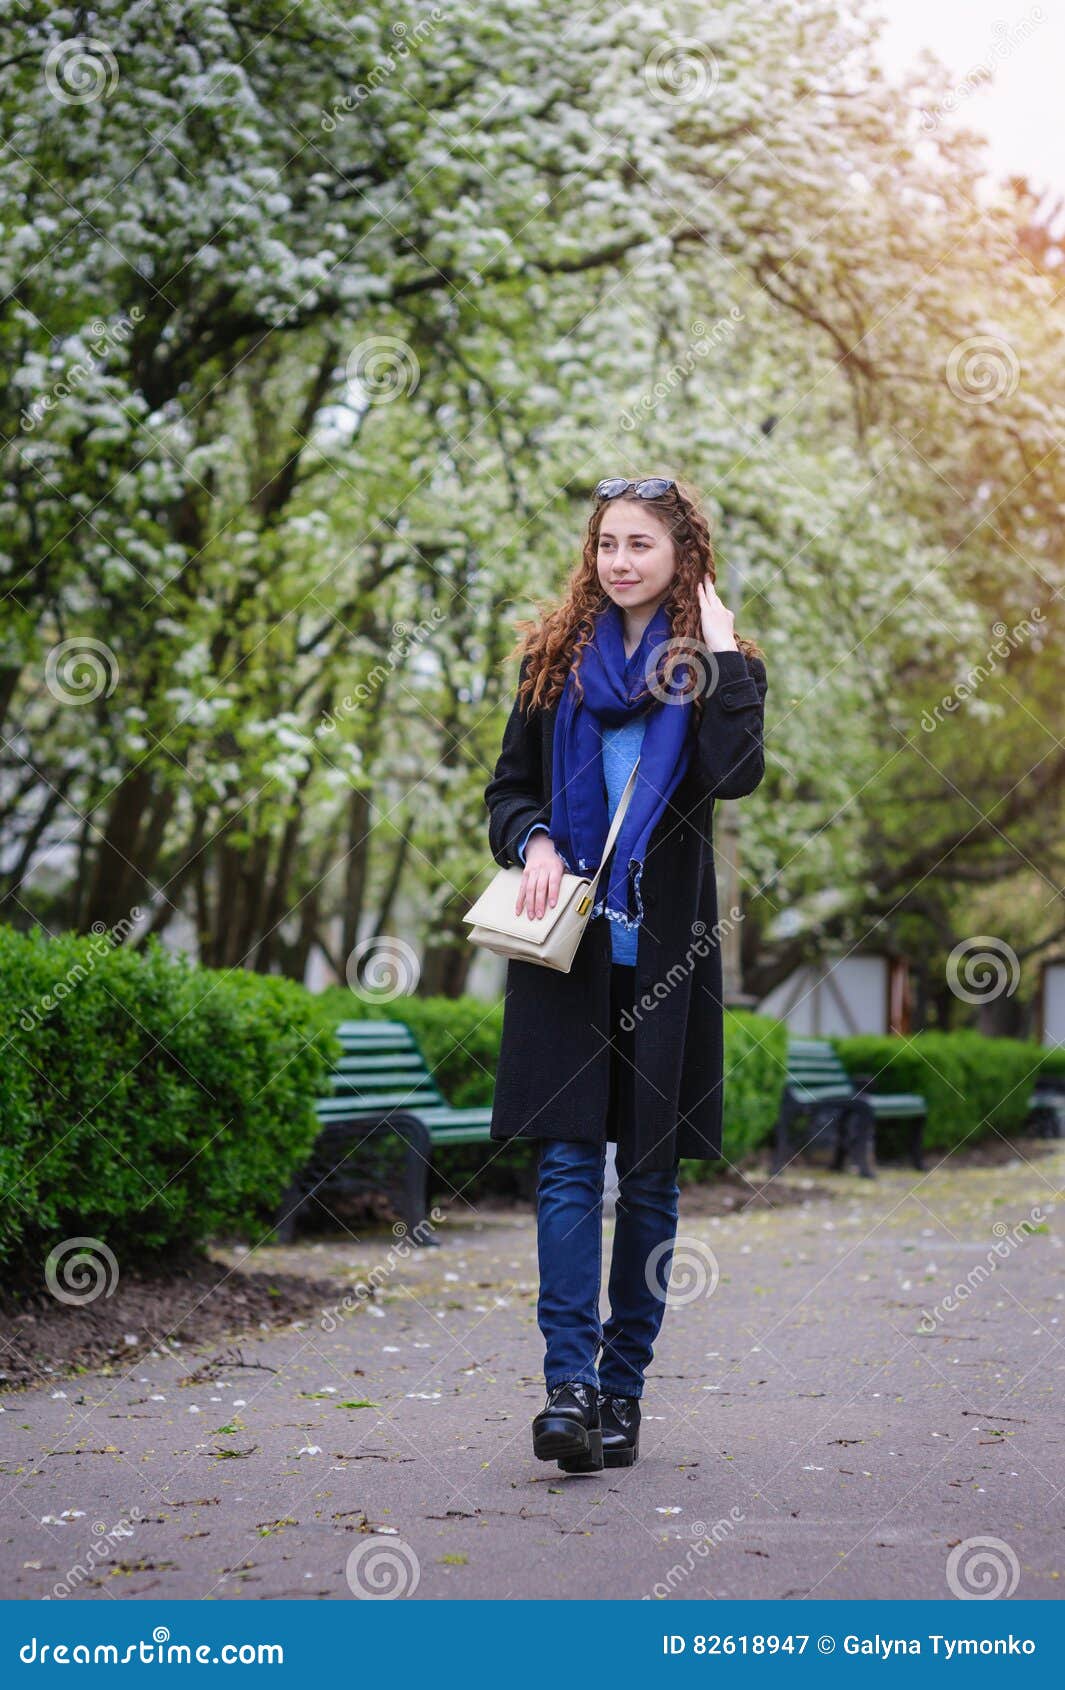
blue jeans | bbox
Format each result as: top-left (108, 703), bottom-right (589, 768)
top-left (536, 1137), bottom-right (680, 1398)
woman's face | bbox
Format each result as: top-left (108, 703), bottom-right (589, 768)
top-left (595, 498), bottom-right (677, 617)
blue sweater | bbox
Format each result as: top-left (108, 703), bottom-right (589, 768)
top-left (517, 717), bottom-right (646, 964)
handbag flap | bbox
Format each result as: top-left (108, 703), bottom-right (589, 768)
top-left (462, 866), bottom-right (592, 941)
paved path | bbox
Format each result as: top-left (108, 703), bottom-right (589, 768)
top-left (2, 1149), bottom-right (1064, 1601)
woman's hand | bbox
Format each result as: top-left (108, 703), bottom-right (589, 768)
top-left (697, 574), bottom-right (739, 653)
top-left (516, 832), bottom-right (566, 920)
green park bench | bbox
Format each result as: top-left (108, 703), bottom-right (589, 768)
top-left (273, 1020), bottom-right (493, 1244)
top-left (770, 1037), bottom-right (927, 1179)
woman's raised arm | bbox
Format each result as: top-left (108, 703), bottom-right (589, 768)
top-left (690, 651), bottom-right (767, 800)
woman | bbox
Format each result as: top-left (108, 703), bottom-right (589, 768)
top-left (483, 475), bottom-right (767, 1474)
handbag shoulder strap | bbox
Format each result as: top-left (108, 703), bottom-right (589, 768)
top-left (584, 755), bottom-right (640, 894)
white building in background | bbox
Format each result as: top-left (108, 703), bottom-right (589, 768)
top-left (756, 951), bottom-right (911, 1038)
top-left (1039, 960), bottom-right (1065, 1048)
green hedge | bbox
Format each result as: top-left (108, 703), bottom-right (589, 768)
top-left (309, 985), bottom-right (787, 1189)
top-left (0, 927), bottom-right (338, 1265)
top-left (9, 913), bottom-right (1056, 1267)
top-left (688, 1007), bottom-right (788, 1180)
top-left (832, 1031), bottom-right (1050, 1155)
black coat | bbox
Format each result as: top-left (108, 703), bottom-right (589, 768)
top-left (483, 647), bottom-right (768, 1170)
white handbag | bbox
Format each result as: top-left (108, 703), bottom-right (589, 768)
top-left (463, 761), bottom-right (640, 973)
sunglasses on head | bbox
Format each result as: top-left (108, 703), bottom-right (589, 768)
top-left (594, 476), bottom-right (677, 501)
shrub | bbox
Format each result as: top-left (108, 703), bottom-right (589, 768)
top-left (0, 926), bottom-right (338, 1265)
top-left (720, 1009), bottom-right (789, 1167)
top-left (832, 1030), bottom-right (1044, 1155)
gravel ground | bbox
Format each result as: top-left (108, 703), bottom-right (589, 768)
top-left (2, 1146), bottom-right (1063, 1602)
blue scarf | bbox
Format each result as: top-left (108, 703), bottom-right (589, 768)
top-left (548, 598), bottom-right (694, 932)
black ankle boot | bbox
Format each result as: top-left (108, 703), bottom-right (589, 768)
top-left (599, 1393), bottom-right (640, 1466)
top-left (532, 1381), bottom-right (603, 1471)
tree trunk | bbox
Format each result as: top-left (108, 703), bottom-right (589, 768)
top-left (83, 765), bottom-right (157, 931)
top-left (341, 785), bottom-right (372, 962)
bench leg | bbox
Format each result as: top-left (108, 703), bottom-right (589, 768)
top-left (387, 1113), bottom-right (435, 1243)
top-left (911, 1115), bottom-right (926, 1171)
top-left (274, 1113), bottom-right (437, 1246)
top-left (273, 1179), bottom-right (307, 1243)
top-left (849, 1102), bottom-right (876, 1178)
top-left (834, 1103), bottom-right (875, 1177)
top-left (830, 1108), bottom-right (849, 1171)
top-left (402, 1151), bottom-right (435, 1245)
top-left (770, 1098), bottom-right (797, 1175)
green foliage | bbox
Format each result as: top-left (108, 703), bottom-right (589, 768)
top-left (679, 1011), bottom-right (789, 1184)
top-left (3, 0), bottom-right (1063, 993)
top-left (0, 927), bottom-right (338, 1264)
top-left (721, 1010), bottom-right (790, 1165)
top-left (832, 1031), bottom-right (1046, 1154)
top-left (1037, 1044), bottom-right (1065, 1080)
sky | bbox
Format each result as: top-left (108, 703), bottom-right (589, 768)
top-left (873, 0), bottom-right (1064, 198)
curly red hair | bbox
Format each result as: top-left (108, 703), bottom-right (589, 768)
top-left (507, 475), bottom-right (764, 717)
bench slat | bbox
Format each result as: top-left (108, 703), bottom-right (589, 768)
top-left (314, 1097), bottom-right (491, 1129)
top-left (329, 1073), bottom-right (442, 1096)
top-left (317, 1089), bottom-right (442, 1114)
top-left (334, 1020), bottom-right (417, 1038)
